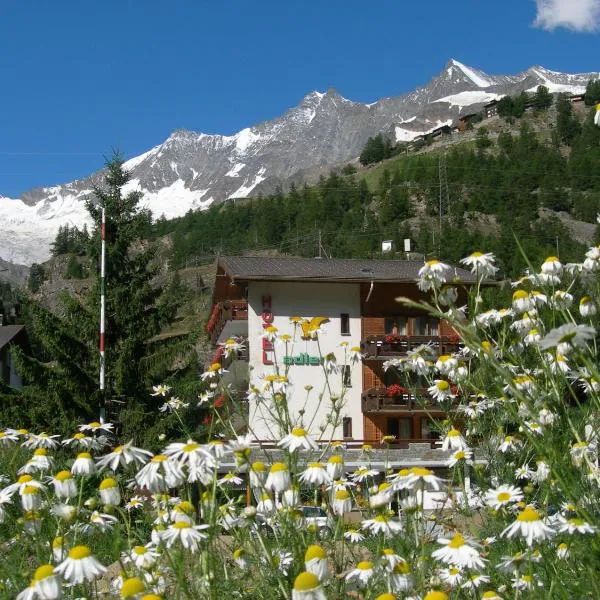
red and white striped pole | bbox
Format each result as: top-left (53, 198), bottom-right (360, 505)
top-left (99, 207), bottom-right (106, 421)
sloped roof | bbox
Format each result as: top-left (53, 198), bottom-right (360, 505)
top-left (217, 256), bottom-right (477, 284)
top-left (0, 325), bottom-right (25, 350)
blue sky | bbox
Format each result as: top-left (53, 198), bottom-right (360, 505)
top-left (1, 0), bottom-right (598, 197)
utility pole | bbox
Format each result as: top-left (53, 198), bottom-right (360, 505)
top-left (99, 207), bottom-right (106, 422)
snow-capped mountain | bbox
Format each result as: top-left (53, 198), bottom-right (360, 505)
top-left (2, 59), bottom-right (598, 265)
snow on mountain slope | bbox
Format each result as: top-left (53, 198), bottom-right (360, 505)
top-left (3, 60), bottom-right (599, 266)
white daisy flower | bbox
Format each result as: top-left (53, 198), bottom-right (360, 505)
top-left (96, 440), bottom-right (153, 472)
top-left (160, 521), bottom-right (209, 552)
top-left (71, 452), bottom-right (96, 476)
top-left (79, 421), bottom-right (114, 434)
top-left (98, 477), bottom-right (121, 506)
top-left (151, 384), bottom-right (171, 396)
top-left (460, 251), bottom-right (498, 278)
top-left (501, 505), bottom-right (555, 546)
top-left (326, 455), bottom-right (344, 480)
top-left (484, 485), bottom-right (523, 510)
top-left (264, 462), bottom-right (291, 493)
top-left (54, 545), bottom-right (106, 584)
top-left (304, 545), bottom-right (329, 583)
top-left (344, 528), bottom-right (365, 543)
top-left (135, 454), bottom-right (185, 493)
top-left (406, 467), bottom-right (445, 491)
top-left (556, 516), bottom-right (596, 535)
top-left (21, 433), bottom-right (61, 450)
top-left (299, 463), bottom-right (331, 486)
top-left (512, 290), bottom-right (533, 314)
top-left (432, 532), bottom-right (486, 569)
top-left (579, 296), bottom-right (597, 317)
top-left (418, 259), bottom-right (451, 291)
top-left (345, 560), bottom-right (375, 586)
top-left (278, 428), bottom-right (318, 452)
top-left (541, 256), bottom-right (562, 275)
top-left (124, 544), bottom-right (160, 570)
top-left (351, 465), bottom-right (379, 483)
top-left (361, 514), bottom-right (403, 536)
top-left (441, 428), bottom-right (469, 452)
top-left (292, 572), bottom-right (326, 600)
top-left (438, 565), bottom-right (463, 587)
top-left (428, 380), bottom-right (455, 403)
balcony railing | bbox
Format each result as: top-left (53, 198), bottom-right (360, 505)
top-left (360, 334), bottom-right (461, 359)
top-left (206, 300), bottom-right (249, 344)
top-left (361, 387), bottom-right (433, 412)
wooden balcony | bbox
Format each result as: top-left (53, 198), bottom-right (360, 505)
top-left (360, 334), bottom-right (461, 359)
top-left (206, 300), bottom-right (249, 344)
top-left (361, 386), bottom-right (433, 412)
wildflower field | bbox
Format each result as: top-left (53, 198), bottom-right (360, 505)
top-left (2, 245), bottom-right (600, 599)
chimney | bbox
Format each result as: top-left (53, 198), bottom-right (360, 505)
top-left (381, 240), bottom-right (395, 254)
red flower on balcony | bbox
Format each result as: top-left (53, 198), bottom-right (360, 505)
top-left (214, 395), bottom-right (226, 409)
top-left (384, 334), bottom-right (408, 345)
top-left (447, 333), bottom-right (461, 345)
top-left (386, 384), bottom-right (409, 397)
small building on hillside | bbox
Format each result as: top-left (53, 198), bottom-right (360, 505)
top-left (0, 324), bottom-right (26, 390)
top-left (483, 100), bottom-right (499, 119)
top-left (207, 256), bottom-right (477, 447)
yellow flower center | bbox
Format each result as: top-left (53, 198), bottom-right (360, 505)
top-left (76, 452), bottom-right (92, 460)
top-left (293, 571), bottom-right (320, 591)
top-left (426, 259), bottom-right (440, 266)
top-left (17, 475), bottom-right (33, 484)
top-left (133, 546), bottom-right (147, 555)
top-left (334, 490), bottom-right (350, 500)
top-left (357, 560), bottom-right (373, 570)
top-left (393, 561), bottom-right (410, 574)
top-left (447, 428), bottom-right (460, 437)
top-left (113, 445), bottom-right (124, 454)
top-left (545, 256), bottom-right (559, 263)
top-left (55, 470), bottom-right (72, 481)
top-left (182, 443), bottom-right (200, 453)
top-left (88, 422), bottom-right (101, 428)
top-left (175, 501), bottom-right (195, 514)
top-left (33, 564), bottom-right (54, 582)
top-left (517, 506), bottom-right (541, 522)
top-left (68, 545), bottom-right (92, 560)
top-left (497, 492), bottom-right (511, 502)
top-left (328, 455), bottom-right (343, 464)
top-left (52, 536), bottom-right (63, 548)
top-left (447, 533), bottom-right (466, 548)
top-left (568, 518), bottom-right (585, 527)
top-left (376, 595), bottom-right (397, 600)
top-left (482, 593), bottom-right (500, 599)
top-left (424, 592), bottom-right (449, 600)
top-left (33, 448), bottom-right (48, 456)
top-left (270, 462), bottom-right (288, 473)
top-left (471, 251), bottom-right (484, 258)
top-left (410, 467), bottom-right (433, 477)
top-left (99, 478), bottom-right (118, 490)
top-left (22, 486), bottom-right (39, 495)
top-left (173, 521), bottom-right (191, 529)
top-left (513, 290), bottom-right (528, 300)
top-left (73, 433), bottom-right (85, 440)
top-left (305, 544), bottom-right (327, 561)
top-left (292, 427), bottom-right (307, 437)
top-left (152, 454), bottom-right (168, 463)
top-left (436, 380), bottom-right (450, 391)
top-left (121, 577), bottom-right (145, 597)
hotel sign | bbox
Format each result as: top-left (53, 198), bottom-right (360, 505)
top-left (283, 353), bottom-right (323, 366)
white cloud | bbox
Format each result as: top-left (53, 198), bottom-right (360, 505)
top-left (533, 0), bottom-right (600, 31)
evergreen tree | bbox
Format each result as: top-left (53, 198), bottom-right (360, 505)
top-left (533, 85), bottom-right (553, 111)
top-left (585, 79), bottom-right (600, 106)
top-left (14, 153), bottom-right (195, 440)
top-left (497, 96), bottom-right (514, 118)
top-left (556, 94), bottom-right (581, 145)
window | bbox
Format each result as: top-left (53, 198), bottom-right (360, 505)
top-left (343, 417), bottom-right (353, 439)
top-left (340, 313), bottom-right (350, 335)
top-left (386, 418), bottom-right (411, 439)
top-left (342, 365), bottom-right (351, 387)
top-left (384, 316), bottom-right (407, 335)
top-left (413, 316), bottom-right (439, 336)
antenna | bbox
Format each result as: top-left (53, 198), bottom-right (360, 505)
top-left (99, 207), bottom-right (106, 422)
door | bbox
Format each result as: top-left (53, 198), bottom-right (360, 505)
top-left (387, 418), bottom-right (411, 439)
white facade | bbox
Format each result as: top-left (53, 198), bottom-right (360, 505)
top-left (247, 281), bottom-right (363, 442)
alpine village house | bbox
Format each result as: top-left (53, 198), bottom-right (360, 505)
top-left (206, 256), bottom-right (477, 459)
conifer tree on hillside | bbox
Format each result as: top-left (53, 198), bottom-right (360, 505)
top-left (12, 153), bottom-right (195, 439)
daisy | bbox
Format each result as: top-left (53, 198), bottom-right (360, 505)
top-left (579, 296), bottom-right (597, 317)
top-left (439, 566), bottom-right (463, 587)
top-left (99, 477), bottom-right (121, 506)
top-left (292, 572), bottom-right (326, 600)
top-left (461, 573), bottom-right (490, 590)
top-left (160, 521), bottom-right (209, 552)
top-left (54, 545), bottom-right (106, 584)
top-left (435, 354), bottom-right (458, 375)
top-left (265, 462), bottom-right (291, 493)
top-left (163, 440), bottom-right (216, 477)
top-left (326, 455), bottom-right (344, 480)
top-left (423, 592), bottom-right (449, 600)
top-left (512, 290), bottom-right (533, 314)
top-left (282, 486), bottom-right (300, 507)
top-left (135, 454), bottom-right (185, 493)
top-left (460, 251), bottom-right (498, 278)
top-left (96, 441), bottom-right (153, 471)
top-left (557, 516), bottom-right (596, 534)
top-left (344, 528), bottom-right (365, 543)
top-left (249, 461), bottom-right (267, 488)
top-left (232, 548), bottom-right (248, 570)
top-left (62, 432), bottom-right (103, 451)
top-left (447, 449), bottom-right (473, 467)
top-left (369, 482), bottom-right (394, 508)
top-left (332, 489), bottom-right (352, 515)
top-left (539, 323), bottom-right (595, 352)
top-left (501, 505), bottom-right (555, 546)
top-left (484, 485), bottom-right (523, 510)
top-left (512, 574), bottom-right (541, 591)
top-left (278, 428), bottom-right (318, 452)
top-left (418, 259), bottom-right (451, 291)
top-left (556, 542), bottom-right (570, 559)
top-left (541, 256), bottom-right (562, 276)
top-left (304, 545), bottom-right (329, 582)
top-left (218, 472), bottom-right (243, 487)
top-left (441, 428), bottom-right (468, 452)
top-left (299, 463), bottom-right (330, 486)
top-left (22, 433), bottom-right (61, 450)
top-left (71, 452), bottom-right (96, 476)
top-left (120, 577), bottom-right (146, 598)
top-left (406, 467), bottom-right (445, 491)
top-left (345, 560), bottom-right (375, 586)
top-left (498, 435), bottom-right (522, 453)
top-left (2, 474), bottom-right (46, 498)
top-left (158, 396), bottom-right (189, 413)
top-left (390, 560), bottom-right (413, 592)
top-left (16, 564), bottom-right (60, 600)
top-left (151, 384), bottom-right (171, 396)
top-left (432, 533), bottom-right (486, 569)
top-left (351, 466), bottom-right (379, 483)
top-left (428, 380), bottom-right (454, 403)
top-left (0, 430), bottom-right (19, 447)
top-left (125, 544), bottom-right (160, 570)
top-left (79, 421), bottom-right (114, 434)
top-left (551, 290), bottom-right (573, 310)
top-left (81, 510), bottom-right (118, 534)
top-left (361, 514), bottom-right (403, 536)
